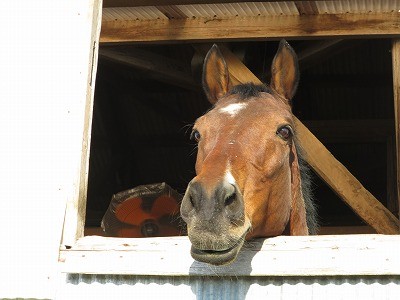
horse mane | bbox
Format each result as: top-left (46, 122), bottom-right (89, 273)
top-left (228, 83), bottom-right (319, 234)
top-left (228, 82), bottom-right (272, 99)
top-left (295, 142), bottom-right (319, 235)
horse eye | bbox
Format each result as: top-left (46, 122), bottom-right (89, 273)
top-left (191, 130), bottom-right (201, 142)
top-left (277, 125), bottom-right (293, 140)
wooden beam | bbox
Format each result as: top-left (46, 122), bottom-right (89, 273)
top-left (60, 235), bottom-right (400, 275)
top-left (103, 0), bottom-right (338, 8)
top-left (100, 13), bottom-right (400, 44)
top-left (393, 39), bottom-right (400, 218)
top-left (99, 48), bottom-right (199, 90)
top-left (193, 44), bottom-right (399, 234)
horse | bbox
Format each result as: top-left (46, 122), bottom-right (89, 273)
top-left (180, 40), bottom-right (317, 265)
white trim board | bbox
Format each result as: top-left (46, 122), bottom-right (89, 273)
top-left (60, 234), bottom-right (400, 276)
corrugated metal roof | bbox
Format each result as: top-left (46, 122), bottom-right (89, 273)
top-left (316, 0), bottom-right (400, 14)
top-left (177, 2), bottom-right (299, 18)
top-left (58, 274), bottom-right (400, 300)
top-left (103, 6), bottom-right (168, 21)
top-left (102, 1), bottom-right (400, 21)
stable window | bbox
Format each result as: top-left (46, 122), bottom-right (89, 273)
top-left (59, 2), bottom-right (400, 277)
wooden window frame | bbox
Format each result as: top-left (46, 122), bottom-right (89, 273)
top-left (60, 235), bottom-right (400, 276)
top-left (59, 4), bottom-right (400, 276)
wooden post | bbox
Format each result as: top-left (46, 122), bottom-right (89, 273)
top-left (194, 44), bottom-right (399, 234)
top-left (61, 1), bottom-right (103, 247)
top-left (393, 39), bottom-right (400, 219)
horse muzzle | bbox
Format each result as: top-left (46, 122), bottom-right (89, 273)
top-left (189, 231), bottom-right (247, 265)
top-left (181, 178), bottom-right (249, 265)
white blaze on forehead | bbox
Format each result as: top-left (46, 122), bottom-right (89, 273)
top-left (225, 169), bottom-right (236, 185)
top-left (219, 102), bottom-right (247, 116)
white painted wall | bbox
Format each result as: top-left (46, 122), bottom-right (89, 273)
top-left (0, 1), bottom-right (101, 298)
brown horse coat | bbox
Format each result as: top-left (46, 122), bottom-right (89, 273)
top-left (181, 40), bottom-right (315, 265)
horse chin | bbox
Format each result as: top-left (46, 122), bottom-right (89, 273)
top-left (190, 236), bottom-right (245, 266)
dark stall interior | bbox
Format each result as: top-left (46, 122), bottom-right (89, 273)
top-left (85, 39), bottom-right (397, 236)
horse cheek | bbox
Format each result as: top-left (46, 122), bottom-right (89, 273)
top-left (260, 142), bottom-right (289, 180)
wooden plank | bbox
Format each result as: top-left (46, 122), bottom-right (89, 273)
top-left (103, 0), bottom-right (338, 8)
top-left (100, 13), bottom-right (400, 43)
top-left (99, 48), bottom-right (199, 90)
top-left (59, 235), bottom-right (400, 275)
top-left (393, 39), bottom-right (400, 218)
top-left (193, 44), bottom-right (399, 234)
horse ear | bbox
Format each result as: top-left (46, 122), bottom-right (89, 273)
top-left (270, 40), bottom-right (299, 102)
top-left (289, 143), bottom-right (309, 235)
top-left (202, 44), bottom-right (230, 104)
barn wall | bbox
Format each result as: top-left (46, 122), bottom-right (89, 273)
top-left (0, 0), bottom-right (101, 298)
top-left (58, 274), bottom-right (400, 300)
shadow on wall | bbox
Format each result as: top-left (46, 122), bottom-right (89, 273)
top-left (61, 244), bottom-right (260, 299)
top-left (188, 242), bottom-right (260, 299)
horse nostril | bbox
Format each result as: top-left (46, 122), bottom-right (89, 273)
top-left (224, 192), bottom-right (236, 206)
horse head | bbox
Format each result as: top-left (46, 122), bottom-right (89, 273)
top-left (181, 40), bottom-right (312, 265)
